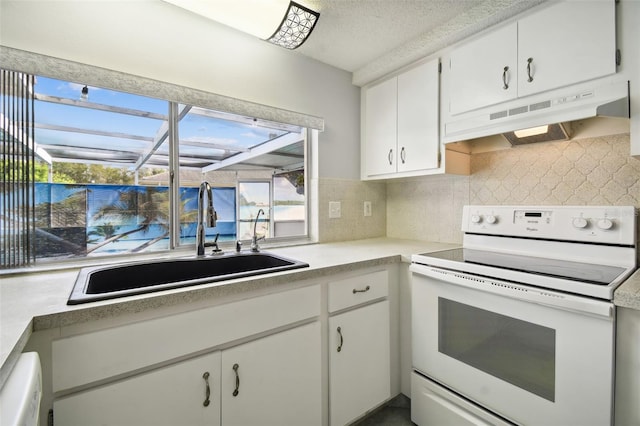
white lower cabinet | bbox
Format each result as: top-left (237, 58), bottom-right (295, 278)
top-left (51, 285), bottom-right (322, 426)
top-left (49, 268), bottom-right (396, 426)
top-left (615, 307), bottom-right (640, 425)
top-left (54, 351), bottom-right (222, 426)
top-left (54, 322), bottom-right (321, 426)
top-left (329, 300), bottom-right (391, 425)
top-left (221, 321), bottom-right (322, 426)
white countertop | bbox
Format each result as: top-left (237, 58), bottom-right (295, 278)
top-left (614, 269), bottom-right (640, 311)
top-left (0, 238), bottom-right (457, 390)
top-left (2, 237), bottom-right (639, 391)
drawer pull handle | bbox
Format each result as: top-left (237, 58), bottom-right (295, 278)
top-left (202, 372), bottom-right (211, 407)
top-left (353, 285), bottom-right (371, 294)
top-left (337, 326), bottom-right (343, 352)
top-left (388, 149), bottom-right (393, 165)
top-left (526, 57), bottom-right (534, 82)
top-left (232, 363), bottom-right (240, 396)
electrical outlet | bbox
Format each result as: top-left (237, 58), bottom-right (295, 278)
top-left (364, 201), bottom-right (372, 217)
top-left (329, 201), bottom-right (341, 218)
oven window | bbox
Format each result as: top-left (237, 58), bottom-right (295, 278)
top-left (438, 298), bottom-right (556, 402)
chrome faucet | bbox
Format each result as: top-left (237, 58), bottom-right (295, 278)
top-left (196, 181), bottom-right (217, 256)
top-left (250, 208), bottom-right (265, 252)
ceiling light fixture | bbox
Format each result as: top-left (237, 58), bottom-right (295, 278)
top-left (266, 1), bottom-right (319, 49)
top-left (80, 85), bottom-right (89, 101)
top-left (162, 0), bottom-right (319, 49)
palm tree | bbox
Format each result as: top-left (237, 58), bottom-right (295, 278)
top-left (87, 187), bottom-right (169, 253)
top-left (87, 186), bottom-right (199, 254)
top-left (87, 223), bottom-right (119, 244)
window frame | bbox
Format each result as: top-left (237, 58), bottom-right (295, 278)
top-left (0, 48), bottom-right (320, 271)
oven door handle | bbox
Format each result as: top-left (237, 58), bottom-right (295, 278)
top-left (410, 263), bottom-right (614, 318)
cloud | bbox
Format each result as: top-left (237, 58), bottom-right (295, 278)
top-left (182, 136), bottom-right (238, 146)
top-left (240, 131), bottom-right (261, 139)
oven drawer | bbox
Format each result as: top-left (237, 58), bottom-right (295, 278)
top-left (328, 270), bottom-right (388, 313)
top-left (411, 372), bottom-right (511, 426)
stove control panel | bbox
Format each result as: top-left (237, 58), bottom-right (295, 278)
top-left (462, 205), bottom-right (636, 245)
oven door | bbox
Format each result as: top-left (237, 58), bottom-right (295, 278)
top-left (411, 263), bottom-right (615, 426)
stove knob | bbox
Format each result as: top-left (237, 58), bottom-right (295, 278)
top-left (471, 214), bottom-right (482, 224)
top-left (486, 215), bottom-right (497, 224)
top-left (597, 218), bottom-right (614, 230)
top-left (572, 217), bottom-right (589, 229)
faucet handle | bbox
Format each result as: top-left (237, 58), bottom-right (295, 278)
top-left (205, 233), bottom-right (223, 254)
top-left (250, 235), bottom-right (264, 252)
top-left (235, 240), bottom-right (242, 253)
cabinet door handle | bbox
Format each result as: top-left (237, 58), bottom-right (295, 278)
top-left (388, 149), bottom-right (393, 165)
top-left (337, 326), bottom-right (343, 352)
top-left (526, 57), bottom-right (534, 82)
top-left (202, 372), bottom-right (211, 407)
top-left (502, 66), bottom-right (509, 90)
top-left (232, 363), bottom-right (240, 397)
top-left (400, 147), bottom-right (406, 164)
top-left (353, 285), bottom-right (370, 294)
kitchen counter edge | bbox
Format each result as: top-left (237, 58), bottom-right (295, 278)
top-left (0, 238), bottom-right (454, 390)
top-left (614, 268), bottom-right (640, 310)
top-left (3, 237), bottom-right (639, 391)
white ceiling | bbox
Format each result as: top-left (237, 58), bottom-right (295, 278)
top-left (295, 0), bottom-right (547, 85)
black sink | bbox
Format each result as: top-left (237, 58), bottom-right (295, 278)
top-left (67, 252), bottom-right (309, 305)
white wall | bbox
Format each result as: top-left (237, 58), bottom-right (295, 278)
top-left (0, 0), bottom-right (361, 180)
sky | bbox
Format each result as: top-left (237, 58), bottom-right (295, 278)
top-left (33, 76), bottom-right (290, 164)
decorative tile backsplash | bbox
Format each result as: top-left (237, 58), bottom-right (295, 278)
top-left (470, 133), bottom-right (639, 206)
top-left (320, 133), bottom-right (639, 244)
top-left (386, 175), bottom-right (469, 244)
top-left (318, 178), bottom-right (387, 242)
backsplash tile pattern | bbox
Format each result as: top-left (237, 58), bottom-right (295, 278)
top-left (319, 134), bottom-right (638, 245)
top-left (387, 133), bottom-right (638, 244)
top-left (318, 178), bottom-right (387, 242)
top-left (470, 134), bottom-right (640, 206)
top-left (386, 175), bottom-right (470, 244)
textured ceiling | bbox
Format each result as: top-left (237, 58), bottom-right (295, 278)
top-left (295, 0), bottom-right (547, 86)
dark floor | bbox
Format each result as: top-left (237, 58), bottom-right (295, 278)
top-left (353, 394), bottom-right (414, 426)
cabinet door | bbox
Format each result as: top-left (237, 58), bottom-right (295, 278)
top-left (397, 59), bottom-right (440, 173)
top-left (449, 23), bottom-right (518, 115)
top-left (53, 352), bottom-right (221, 426)
top-left (364, 77), bottom-right (397, 176)
top-left (517, 0), bottom-right (616, 98)
top-left (329, 300), bottom-right (391, 425)
top-left (221, 322), bottom-right (321, 426)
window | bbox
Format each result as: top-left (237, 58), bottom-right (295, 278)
top-left (238, 181), bottom-right (271, 240)
top-left (1, 72), bottom-right (309, 267)
top-left (273, 171), bottom-right (305, 237)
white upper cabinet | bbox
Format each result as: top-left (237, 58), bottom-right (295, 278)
top-left (364, 77), bottom-right (398, 176)
top-left (516, 0), bottom-right (616, 98)
top-left (397, 60), bottom-right (440, 173)
top-left (363, 58), bottom-right (440, 179)
top-left (449, 23), bottom-right (518, 115)
top-left (449, 0), bottom-right (616, 116)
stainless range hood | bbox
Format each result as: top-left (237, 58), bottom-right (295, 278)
top-left (442, 79), bottom-right (630, 145)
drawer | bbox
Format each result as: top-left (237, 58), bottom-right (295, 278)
top-left (411, 372), bottom-right (511, 426)
top-left (53, 284), bottom-right (320, 392)
top-left (328, 270), bottom-right (388, 313)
